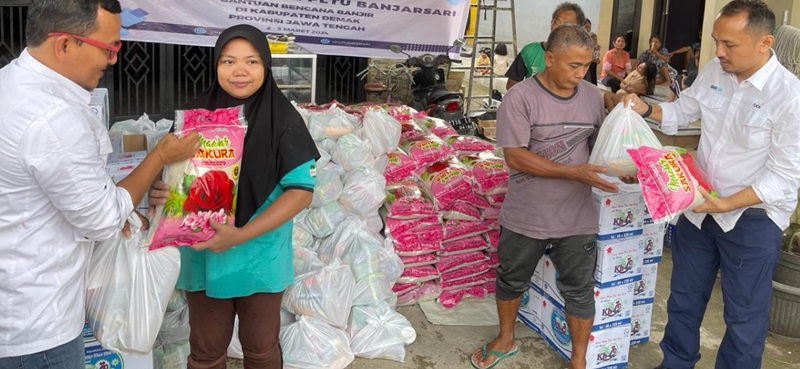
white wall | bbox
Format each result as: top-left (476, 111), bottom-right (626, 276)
top-left (476, 0), bottom-right (601, 55)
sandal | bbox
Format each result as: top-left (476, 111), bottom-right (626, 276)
top-left (470, 344), bottom-right (519, 369)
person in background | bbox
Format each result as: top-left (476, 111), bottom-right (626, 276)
top-left (670, 30), bottom-right (703, 72)
top-left (476, 47), bottom-right (492, 75)
top-left (586, 32), bottom-right (601, 85)
top-left (623, 2), bottom-right (800, 368)
top-left (150, 24), bottom-right (319, 369)
top-left (493, 43), bottom-right (510, 76)
top-left (603, 61), bottom-right (657, 110)
top-left (504, 2), bottom-right (586, 90)
top-left (600, 35), bottom-right (632, 92)
top-left (638, 35), bottom-right (676, 85)
top-left (471, 24), bottom-right (618, 369)
top-left (0, 1), bottom-right (199, 368)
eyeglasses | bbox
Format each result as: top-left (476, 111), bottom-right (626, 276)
top-left (48, 32), bottom-right (122, 61)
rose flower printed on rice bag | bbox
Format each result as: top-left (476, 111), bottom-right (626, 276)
top-left (148, 106), bottom-right (247, 249)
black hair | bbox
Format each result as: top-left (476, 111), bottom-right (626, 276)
top-left (649, 34), bottom-right (663, 44)
top-left (494, 43), bottom-right (508, 56)
top-left (552, 2), bottom-right (587, 27)
top-left (612, 34), bottom-right (627, 48)
top-left (683, 69), bottom-right (698, 88)
top-left (719, 0), bottom-right (776, 36)
top-left (547, 24), bottom-right (594, 53)
top-left (641, 62), bottom-right (658, 95)
top-left (26, 0), bottom-right (122, 47)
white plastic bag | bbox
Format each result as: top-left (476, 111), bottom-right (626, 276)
top-left (331, 133), bottom-right (375, 171)
top-left (362, 109), bottom-right (402, 156)
top-left (281, 316), bottom-right (355, 369)
top-left (316, 217), bottom-right (381, 281)
top-left (292, 217), bottom-right (314, 249)
top-left (308, 105), bottom-right (358, 141)
top-left (588, 103), bottom-right (663, 176)
top-left (152, 293), bottom-right (190, 369)
top-left (309, 164), bottom-right (343, 208)
top-left (300, 201), bottom-right (348, 238)
top-left (352, 272), bottom-right (394, 306)
top-left (282, 259), bottom-right (356, 328)
top-left (348, 304), bottom-right (416, 362)
top-left (293, 247), bottom-right (325, 277)
top-left (338, 166), bottom-right (386, 219)
top-left (86, 215), bottom-right (180, 355)
top-left (227, 310), bottom-right (297, 361)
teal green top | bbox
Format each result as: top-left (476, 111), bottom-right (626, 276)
top-left (177, 160), bottom-right (317, 298)
top-left (520, 42), bottom-right (547, 78)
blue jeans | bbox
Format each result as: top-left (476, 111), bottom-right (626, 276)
top-left (0, 334), bottom-right (84, 369)
top-left (660, 210), bottom-right (781, 369)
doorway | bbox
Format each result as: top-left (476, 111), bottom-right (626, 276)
top-left (652, 0), bottom-right (705, 72)
top-left (610, 0), bottom-right (642, 57)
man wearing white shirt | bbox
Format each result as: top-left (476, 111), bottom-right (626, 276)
top-left (624, 1), bottom-right (800, 369)
top-left (0, 1), bottom-right (199, 368)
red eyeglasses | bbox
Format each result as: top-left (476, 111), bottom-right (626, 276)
top-left (48, 32), bottom-right (122, 61)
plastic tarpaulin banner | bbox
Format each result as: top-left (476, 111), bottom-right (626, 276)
top-left (118, 0), bottom-right (470, 58)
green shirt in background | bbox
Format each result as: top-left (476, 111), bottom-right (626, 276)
top-left (177, 159), bottom-right (317, 298)
top-left (505, 42), bottom-right (547, 81)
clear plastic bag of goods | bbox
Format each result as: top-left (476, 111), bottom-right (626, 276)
top-left (281, 316), bottom-right (355, 369)
top-left (291, 216), bottom-right (314, 249)
top-left (282, 259), bottom-right (356, 328)
top-left (331, 133), bottom-right (374, 172)
top-left (588, 103), bottom-right (662, 176)
top-left (308, 105), bottom-right (358, 141)
top-left (362, 109), bottom-right (402, 156)
top-left (316, 217), bottom-right (382, 281)
top-left (348, 304), bottom-right (417, 362)
top-left (86, 215), bottom-right (180, 355)
top-left (378, 238), bottom-right (404, 285)
top-left (309, 164), bottom-right (343, 208)
top-left (299, 201), bottom-right (348, 239)
top-left (293, 246), bottom-right (325, 277)
top-left (315, 145), bottom-right (331, 169)
top-left (338, 166), bottom-right (386, 218)
top-left (352, 272), bottom-right (394, 306)
top-left (147, 106), bottom-right (247, 249)
top-left (627, 145), bottom-right (716, 223)
top-left (152, 296), bottom-right (190, 369)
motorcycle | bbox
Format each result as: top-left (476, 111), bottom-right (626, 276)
top-left (389, 45), bottom-right (465, 123)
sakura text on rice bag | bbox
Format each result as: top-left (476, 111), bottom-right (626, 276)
top-left (595, 237), bottom-right (643, 288)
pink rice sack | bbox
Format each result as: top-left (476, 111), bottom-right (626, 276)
top-left (440, 235), bottom-right (488, 256)
top-left (148, 106), bottom-right (247, 250)
top-left (440, 201), bottom-right (482, 221)
top-left (383, 150), bottom-right (418, 182)
top-left (400, 254), bottom-right (439, 268)
top-left (442, 219), bottom-right (490, 242)
top-left (419, 158), bottom-right (473, 209)
top-left (383, 180), bottom-right (437, 219)
top-left (459, 152), bottom-right (509, 195)
top-left (437, 285), bottom-right (486, 309)
top-left (416, 116), bottom-right (458, 139)
top-left (626, 145), bottom-right (704, 223)
top-left (447, 136), bottom-right (495, 155)
top-left (400, 134), bottom-right (454, 169)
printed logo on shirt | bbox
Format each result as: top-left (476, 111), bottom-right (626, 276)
top-left (709, 84), bottom-right (723, 92)
top-left (531, 66), bottom-right (539, 75)
top-left (753, 100), bottom-right (764, 109)
top-left (309, 164), bottom-right (317, 178)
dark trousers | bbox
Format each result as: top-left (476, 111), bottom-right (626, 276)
top-left (602, 75), bottom-right (621, 93)
top-left (186, 291), bottom-right (284, 369)
top-left (660, 210), bottom-right (781, 369)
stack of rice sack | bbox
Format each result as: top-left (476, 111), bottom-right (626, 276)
top-left (382, 114), bottom-right (510, 308)
top-left (226, 102), bottom-right (415, 368)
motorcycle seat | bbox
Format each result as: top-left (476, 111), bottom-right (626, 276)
top-left (364, 82), bottom-right (387, 92)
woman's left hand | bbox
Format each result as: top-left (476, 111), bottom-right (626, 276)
top-left (191, 220), bottom-right (242, 253)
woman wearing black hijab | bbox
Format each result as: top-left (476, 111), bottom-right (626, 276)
top-left (160, 24), bottom-right (319, 369)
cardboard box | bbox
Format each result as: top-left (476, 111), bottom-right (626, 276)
top-left (106, 151), bottom-right (148, 210)
top-left (630, 302), bottom-right (653, 345)
top-left (633, 264), bottom-right (658, 303)
top-left (123, 134), bottom-right (148, 152)
top-left (593, 187), bottom-right (645, 241)
top-left (642, 221), bottom-right (666, 264)
top-left (592, 283), bottom-right (634, 331)
top-left (595, 237), bottom-right (643, 288)
top-left (518, 284), bottom-right (543, 334)
top-left (531, 256), bottom-right (545, 294)
top-left (541, 255), bottom-right (564, 306)
top-left (83, 322), bottom-right (154, 369)
top-left (540, 298), bottom-right (631, 368)
top-left (90, 88), bottom-right (109, 129)
top-left (108, 151), bottom-right (147, 164)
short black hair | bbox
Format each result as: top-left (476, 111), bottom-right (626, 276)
top-left (649, 34), bottom-right (663, 43)
top-left (26, 0), bottom-right (122, 47)
top-left (494, 43), bottom-right (508, 56)
top-left (719, 0), bottom-right (775, 36)
top-left (547, 24), bottom-right (594, 54)
top-left (552, 2), bottom-right (587, 27)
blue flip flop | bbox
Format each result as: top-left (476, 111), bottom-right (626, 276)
top-left (470, 344), bottom-right (520, 369)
